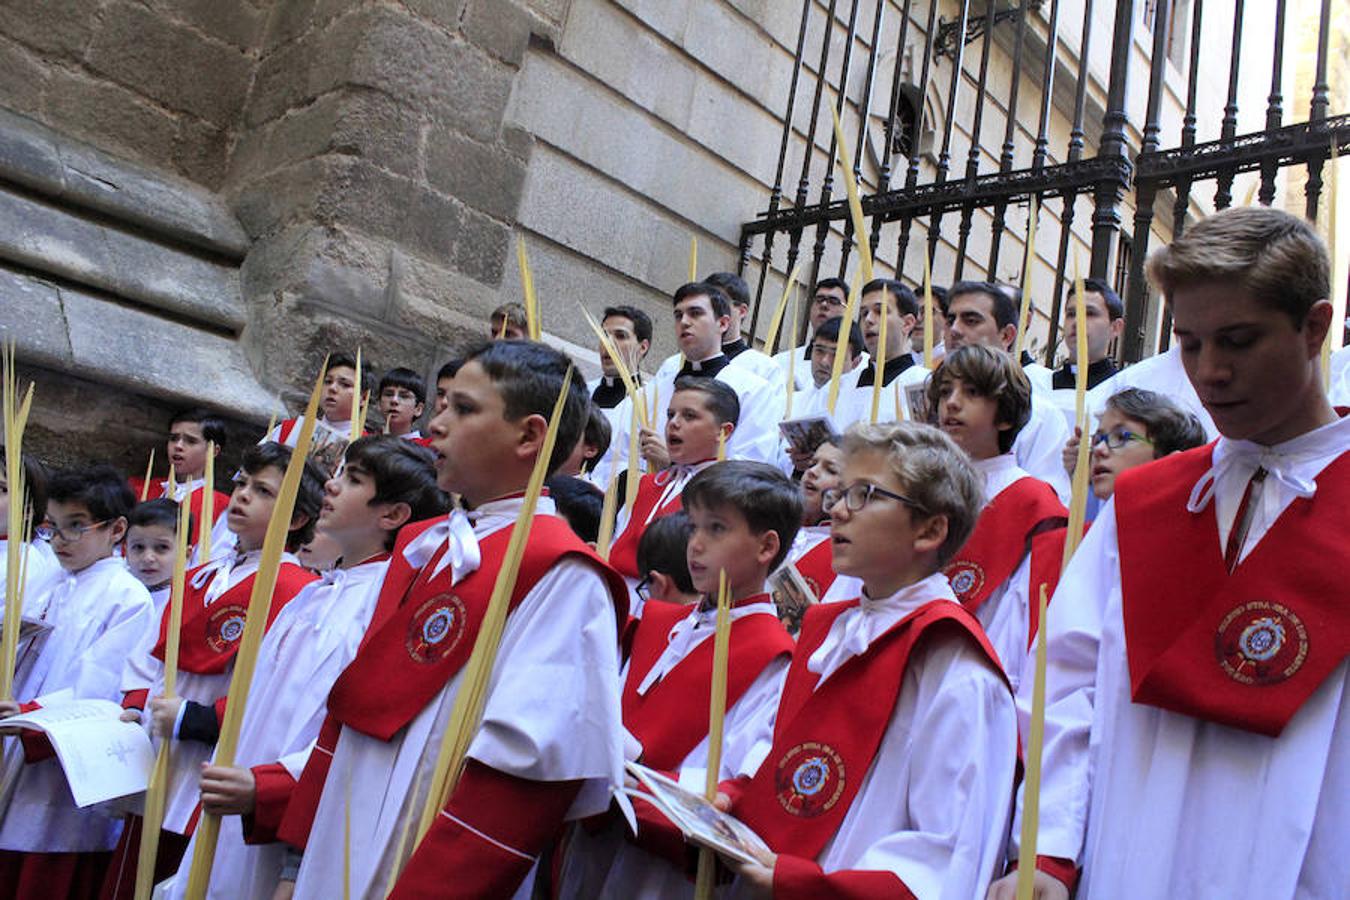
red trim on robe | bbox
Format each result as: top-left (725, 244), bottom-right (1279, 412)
top-left (243, 762), bottom-right (298, 846)
top-left (791, 534), bottom-right (836, 602)
top-left (608, 470), bottom-right (686, 580)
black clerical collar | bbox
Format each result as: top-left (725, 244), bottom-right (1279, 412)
top-left (1052, 357), bottom-right (1118, 390)
top-left (1020, 350), bottom-right (1038, 369)
top-left (856, 353), bottom-right (915, 388)
top-left (722, 338), bottom-right (749, 361)
top-left (678, 354), bottom-right (729, 379)
top-left (591, 376), bottom-right (627, 409)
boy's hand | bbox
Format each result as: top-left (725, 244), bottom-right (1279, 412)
top-left (787, 445), bottom-right (814, 473)
top-left (639, 428), bottom-right (671, 469)
top-left (1061, 426), bottom-right (1082, 476)
top-left (724, 856), bottom-right (776, 899)
top-left (119, 709), bottom-right (142, 724)
top-left (987, 870), bottom-right (1069, 900)
top-left (149, 696), bottom-right (184, 740)
top-left (199, 763), bottom-right (257, 815)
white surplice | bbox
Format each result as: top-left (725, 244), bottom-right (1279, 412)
top-left (292, 498), bottom-right (625, 900)
top-left (1012, 413), bottom-right (1350, 898)
top-left (1012, 392), bottom-right (1073, 503)
top-left (0, 538), bottom-right (61, 608)
top-left (0, 556), bottom-right (154, 852)
top-left (164, 557), bottom-right (388, 900)
top-left (561, 598), bottom-right (789, 900)
top-left (1085, 344), bottom-right (1218, 439)
top-left (729, 573), bottom-right (1017, 899)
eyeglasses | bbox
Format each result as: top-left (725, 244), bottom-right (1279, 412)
top-left (812, 294), bottom-right (845, 310)
top-left (635, 575), bottom-right (652, 603)
top-left (821, 482), bottom-right (926, 514)
top-left (1090, 428), bottom-right (1153, 451)
top-left (37, 519), bottom-right (112, 543)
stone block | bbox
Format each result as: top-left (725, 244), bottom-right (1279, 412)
top-left (312, 157), bottom-right (417, 246)
top-left (259, 0), bottom-right (318, 52)
top-left (87, 1), bottom-right (253, 125)
top-left (0, 34), bottom-right (47, 116)
top-left (450, 204), bottom-right (509, 287)
top-left (425, 128), bottom-right (527, 222)
top-left (330, 89), bottom-right (423, 177)
top-left (400, 0), bottom-right (469, 33)
top-left (40, 67), bottom-right (180, 177)
top-left (0, 0), bottom-right (98, 58)
top-left (401, 186), bottom-right (463, 262)
top-left (231, 156), bottom-right (330, 238)
top-left (247, 8), bottom-right (363, 127)
top-left (462, 0), bottom-right (531, 66)
top-left (0, 186), bottom-right (246, 332)
top-left (0, 267), bottom-right (73, 362)
top-left (145, 0), bottom-right (269, 52)
top-left (173, 117), bottom-right (231, 189)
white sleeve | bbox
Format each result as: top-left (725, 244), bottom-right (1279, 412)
top-left (1015, 399), bottom-right (1073, 503)
top-left (71, 585), bottom-right (155, 702)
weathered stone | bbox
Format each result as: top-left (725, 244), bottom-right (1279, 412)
top-left (330, 89), bottom-right (423, 178)
top-left (0, 187), bottom-right (246, 331)
top-left (145, 0), bottom-right (269, 52)
top-left (0, 35), bottom-right (47, 116)
top-left (501, 124), bottom-right (534, 161)
top-left (400, 0), bottom-right (469, 33)
top-left (450, 205), bottom-right (509, 287)
top-left (40, 67), bottom-right (180, 177)
top-left (86, 1), bottom-right (253, 125)
top-left (423, 42), bottom-right (515, 143)
top-left (313, 157), bottom-right (417, 246)
top-left (173, 117), bottom-right (231, 189)
top-left (0, 0), bottom-right (97, 59)
top-left (247, 9), bottom-right (364, 128)
top-left (463, 0), bottom-right (531, 66)
top-left (425, 128), bottom-right (527, 222)
top-left (259, 0), bottom-right (319, 53)
top-left (401, 186), bottom-right (463, 262)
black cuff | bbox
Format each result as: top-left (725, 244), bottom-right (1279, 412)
top-left (179, 700), bottom-right (222, 745)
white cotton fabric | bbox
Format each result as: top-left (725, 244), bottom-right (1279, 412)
top-left (1011, 413), bottom-right (1350, 898)
top-left (164, 557), bottom-right (387, 900)
top-left (0, 556), bottom-right (154, 852)
top-left (292, 498), bottom-right (624, 900)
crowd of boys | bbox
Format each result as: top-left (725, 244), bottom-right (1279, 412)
top-left (0, 205), bottom-right (1345, 899)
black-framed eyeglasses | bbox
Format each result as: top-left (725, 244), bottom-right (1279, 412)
top-left (37, 519), bottom-right (112, 543)
top-left (821, 482), bottom-right (926, 514)
top-left (812, 294), bottom-right (845, 310)
top-left (1090, 428), bottom-right (1153, 452)
top-left (635, 575), bottom-right (652, 603)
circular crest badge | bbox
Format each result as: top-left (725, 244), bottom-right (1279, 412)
top-left (774, 741), bottom-right (846, 818)
top-left (944, 560), bottom-right (985, 602)
top-left (1214, 600), bottom-right (1308, 685)
top-left (205, 604), bottom-right (249, 654)
top-left (406, 593), bottom-right (468, 664)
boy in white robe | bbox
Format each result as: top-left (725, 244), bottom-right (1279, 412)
top-left (0, 466), bottom-right (154, 899)
top-left (163, 436), bottom-right (446, 899)
top-left (277, 340), bottom-right (629, 900)
top-left (0, 450), bottom-right (60, 609)
top-left (713, 422), bottom-right (1018, 898)
top-left (825, 279), bottom-right (931, 433)
top-left (989, 206), bottom-right (1350, 899)
top-left (772, 276), bottom-right (850, 391)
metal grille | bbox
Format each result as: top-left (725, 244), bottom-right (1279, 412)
top-left (737, 0), bottom-right (1350, 364)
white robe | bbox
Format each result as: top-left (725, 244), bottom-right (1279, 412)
top-left (1084, 344), bottom-right (1218, 439)
top-left (1012, 413), bottom-right (1350, 897)
top-left (292, 499), bottom-right (625, 900)
top-left (1329, 345), bottom-right (1350, 407)
top-left (164, 557), bottom-right (388, 900)
top-left (0, 537), bottom-right (61, 608)
top-left (1012, 392), bottom-right (1073, 503)
top-left (0, 556), bottom-right (154, 852)
top-left (561, 598), bottom-right (789, 899)
top-left (772, 343), bottom-right (815, 392)
top-left (967, 455), bottom-right (1040, 695)
top-left (731, 573), bottom-right (1017, 898)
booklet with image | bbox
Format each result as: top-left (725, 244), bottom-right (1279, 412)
top-left (624, 761), bottom-right (775, 867)
top-left (2, 696), bottom-right (153, 807)
top-left (778, 416), bottom-right (839, 456)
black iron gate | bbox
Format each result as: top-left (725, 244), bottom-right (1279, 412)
top-left (737, 0), bottom-right (1350, 364)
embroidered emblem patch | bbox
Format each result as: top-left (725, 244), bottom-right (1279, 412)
top-left (406, 593), bottom-right (468, 664)
top-left (205, 604), bottom-right (249, 654)
top-left (1215, 600), bottom-right (1308, 685)
top-left (944, 560), bottom-right (985, 601)
top-left (774, 741), bottom-right (846, 818)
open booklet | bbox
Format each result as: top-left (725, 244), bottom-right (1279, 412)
top-left (624, 761), bottom-right (775, 867)
top-left (778, 416), bottom-right (839, 456)
top-left (2, 693), bottom-right (153, 807)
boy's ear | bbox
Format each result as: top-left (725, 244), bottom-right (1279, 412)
top-left (109, 516), bottom-right (129, 545)
top-left (377, 501), bottom-right (413, 533)
top-left (755, 528), bottom-right (781, 569)
top-left (514, 412), bottom-right (551, 462)
top-left (648, 571), bottom-right (679, 602)
top-left (912, 512), bottom-right (948, 557)
top-left (900, 312), bottom-right (917, 335)
top-left (718, 421), bottom-right (735, 441)
top-left (211, 443), bottom-right (222, 458)
top-left (413, 401), bottom-right (425, 418)
top-left (289, 510), bottom-right (312, 534)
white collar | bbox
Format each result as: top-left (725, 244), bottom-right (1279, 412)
top-left (1187, 412), bottom-right (1350, 515)
top-left (807, 571), bottom-right (956, 680)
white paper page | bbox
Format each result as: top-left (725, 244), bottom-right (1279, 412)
top-left (4, 698), bottom-right (154, 807)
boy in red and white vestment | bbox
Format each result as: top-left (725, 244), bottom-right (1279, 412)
top-left (715, 422), bottom-right (1018, 898)
top-left (278, 340), bottom-right (629, 900)
top-left (781, 438), bottom-right (844, 621)
top-left (931, 345), bottom-right (1067, 692)
top-left (988, 206), bottom-right (1350, 899)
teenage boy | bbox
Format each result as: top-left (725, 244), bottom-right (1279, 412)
top-left (0, 466), bottom-right (154, 898)
top-left (1051, 278), bottom-right (1123, 390)
top-left (909, 284), bottom-right (947, 366)
top-left (929, 345), bottom-right (1067, 691)
top-left (608, 378), bottom-right (737, 592)
top-left (130, 408), bottom-right (230, 538)
top-left (590, 305), bottom-right (653, 411)
top-left (489, 302), bottom-right (528, 340)
top-left (161, 437), bottom-right (445, 900)
top-left (612, 283), bottom-right (777, 471)
top-left (265, 355), bottom-right (371, 472)
top-left (103, 444), bottom-right (324, 898)
top-left (990, 206), bottom-right (1348, 900)
top-left (432, 360), bottom-right (459, 416)
top-left (563, 462), bottom-right (798, 898)
top-left (714, 422), bottom-right (1017, 897)
top-left (828, 279), bottom-right (931, 432)
top-left (0, 449), bottom-right (59, 605)
top-left (634, 512), bottom-right (700, 608)
top-left (278, 340), bottom-right (629, 900)
top-left (774, 277), bottom-right (851, 391)
top-left (944, 281), bottom-right (1072, 499)
top-left (376, 367), bottom-right (427, 440)
top-left (653, 274), bottom-right (783, 390)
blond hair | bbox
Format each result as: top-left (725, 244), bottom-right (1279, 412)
top-left (1146, 206), bottom-right (1329, 324)
top-left (842, 421), bottom-right (984, 567)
